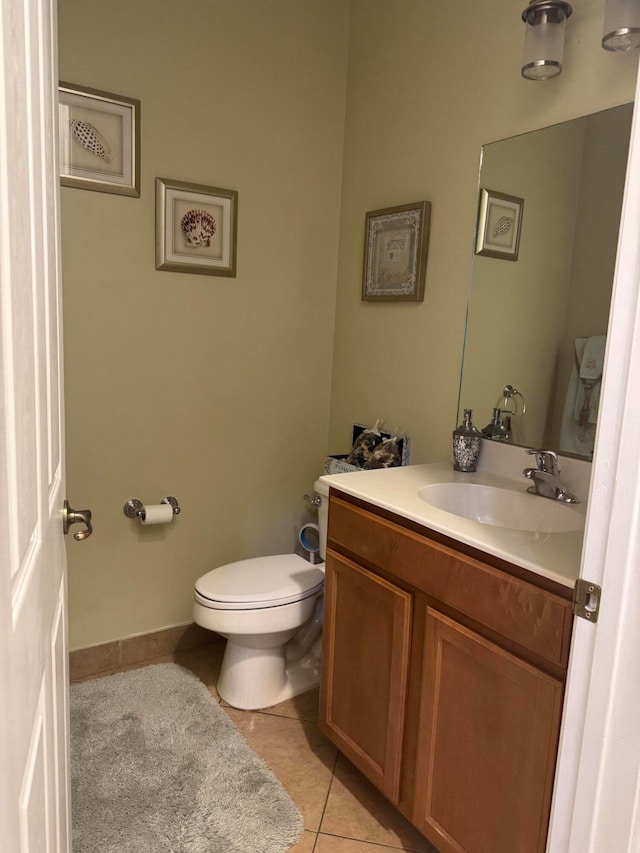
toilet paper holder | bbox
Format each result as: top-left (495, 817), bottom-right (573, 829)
top-left (123, 496), bottom-right (181, 520)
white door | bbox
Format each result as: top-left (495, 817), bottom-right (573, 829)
top-left (547, 65), bottom-right (640, 852)
top-left (0, 0), bottom-right (83, 850)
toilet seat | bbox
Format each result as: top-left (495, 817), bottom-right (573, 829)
top-left (195, 553), bottom-right (324, 611)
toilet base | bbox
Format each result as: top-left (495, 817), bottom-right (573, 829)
top-left (217, 636), bottom-right (322, 710)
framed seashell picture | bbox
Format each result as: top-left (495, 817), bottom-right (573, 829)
top-left (475, 188), bottom-right (524, 261)
top-left (58, 82), bottom-right (140, 197)
top-left (155, 178), bottom-right (238, 277)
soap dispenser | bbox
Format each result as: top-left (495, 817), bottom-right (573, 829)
top-left (482, 408), bottom-right (511, 442)
top-left (452, 408), bottom-right (482, 472)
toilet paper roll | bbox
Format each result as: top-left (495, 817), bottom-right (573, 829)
top-left (140, 504), bottom-right (174, 525)
top-left (299, 522), bottom-right (320, 553)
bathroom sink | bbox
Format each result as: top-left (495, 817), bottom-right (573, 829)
top-left (417, 482), bottom-right (584, 534)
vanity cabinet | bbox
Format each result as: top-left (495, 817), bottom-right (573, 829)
top-left (319, 492), bottom-right (574, 853)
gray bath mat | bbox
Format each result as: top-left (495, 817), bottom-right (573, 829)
top-left (70, 663), bottom-right (304, 852)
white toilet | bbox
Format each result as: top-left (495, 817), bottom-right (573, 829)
top-left (193, 479), bottom-right (329, 710)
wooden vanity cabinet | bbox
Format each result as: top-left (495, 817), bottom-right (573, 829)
top-left (319, 492), bottom-right (574, 853)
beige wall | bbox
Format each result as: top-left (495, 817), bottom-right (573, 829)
top-left (61, 0), bottom-right (638, 651)
top-left (59, 0), bottom-right (350, 649)
top-left (329, 0), bottom-right (637, 464)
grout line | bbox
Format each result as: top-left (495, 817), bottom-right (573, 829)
top-left (259, 709), bottom-right (317, 724)
top-left (313, 831), bottom-right (413, 850)
top-left (312, 747), bottom-right (339, 850)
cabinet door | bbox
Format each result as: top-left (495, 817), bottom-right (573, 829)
top-left (319, 550), bottom-right (412, 802)
top-left (413, 607), bottom-right (563, 853)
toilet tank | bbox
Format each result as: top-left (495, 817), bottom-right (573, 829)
top-left (313, 479), bottom-right (330, 560)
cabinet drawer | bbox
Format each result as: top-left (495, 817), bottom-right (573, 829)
top-left (328, 495), bottom-right (573, 668)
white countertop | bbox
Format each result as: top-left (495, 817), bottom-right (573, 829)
top-left (321, 461), bottom-right (587, 589)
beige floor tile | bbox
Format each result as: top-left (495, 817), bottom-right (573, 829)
top-left (118, 626), bottom-right (178, 666)
top-left (321, 756), bottom-right (436, 853)
top-left (170, 644), bottom-right (225, 698)
top-left (261, 687), bottom-right (319, 723)
top-left (288, 829), bottom-right (318, 852)
top-left (69, 668), bottom-right (116, 683)
top-left (224, 707), bottom-right (337, 832)
top-left (314, 834), bottom-right (411, 851)
top-left (113, 649), bottom-right (225, 701)
top-left (218, 682), bottom-right (319, 721)
top-left (81, 645), bottom-right (224, 698)
top-left (69, 640), bottom-right (120, 681)
top-left (118, 625), bottom-right (217, 666)
top-left (72, 659), bottom-right (179, 681)
top-left (116, 659), bottom-right (162, 674)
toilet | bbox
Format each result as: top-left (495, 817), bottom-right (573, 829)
top-left (193, 479), bottom-right (329, 710)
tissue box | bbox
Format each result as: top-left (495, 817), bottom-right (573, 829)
top-left (323, 423), bottom-right (411, 475)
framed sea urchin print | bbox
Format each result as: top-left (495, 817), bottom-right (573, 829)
top-left (58, 82), bottom-right (140, 197)
top-left (155, 179), bottom-right (238, 277)
top-left (475, 188), bottom-right (524, 261)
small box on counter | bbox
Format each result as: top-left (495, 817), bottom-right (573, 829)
top-left (324, 422), bottom-right (411, 475)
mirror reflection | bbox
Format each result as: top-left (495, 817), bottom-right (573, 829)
top-left (458, 103), bottom-right (633, 459)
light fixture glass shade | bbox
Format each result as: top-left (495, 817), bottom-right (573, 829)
top-left (602, 0), bottom-right (640, 51)
top-left (521, 0), bottom-right (572, 80)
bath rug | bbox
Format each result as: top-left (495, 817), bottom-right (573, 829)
top-left (70, 663), bottom-right (303, 853)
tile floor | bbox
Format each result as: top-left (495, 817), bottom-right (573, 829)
top-left (72, 640), bottom-right (437, 853)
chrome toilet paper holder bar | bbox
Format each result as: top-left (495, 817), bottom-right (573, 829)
top-left (123, 496), bottom-right (181, 519)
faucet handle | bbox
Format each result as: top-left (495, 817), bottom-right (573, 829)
top-left (526, 449), bottom-right (558, 474)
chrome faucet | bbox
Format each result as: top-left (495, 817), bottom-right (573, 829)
top-left (522, 450), bottom-right (580, 504)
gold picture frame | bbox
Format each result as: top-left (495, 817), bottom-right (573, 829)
top-left (58, 82), bottom-right (140, 197)
top-left (362, 201), bottom-right (431, 302)
top-left (155, 178), bottom-right (238, 277)
top-left (475, 188), bottom-right (524, 261)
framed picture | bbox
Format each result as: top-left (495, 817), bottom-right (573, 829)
top-left (475, 188), bottom-right (524, 261)
top-left (155, 178), bottom-right (238, 277)
top-left (362, 201), bottom-right (431, 301)
top-left (58, 82), bottom-right (140, 197)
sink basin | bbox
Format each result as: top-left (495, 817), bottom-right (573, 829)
top-left (418, 482), bottom-right (584, 534)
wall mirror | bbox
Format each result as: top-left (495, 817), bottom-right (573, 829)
top-left (458, 102), bottom-right (633, 460)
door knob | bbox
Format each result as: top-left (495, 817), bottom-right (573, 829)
top-left (62, 500), bottom-right (93, 541)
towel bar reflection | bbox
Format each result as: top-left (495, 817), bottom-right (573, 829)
top-left (500, 384), bottom-right (527, 416)
top-left (123, 496), bottom-right (181, 520)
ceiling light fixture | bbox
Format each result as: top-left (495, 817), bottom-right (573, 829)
top-left (521, 0), bottom-right (573, 80)
top-left (522, 0), bottom-right (640, 80)
top-left (602, 0), bottom-right (640, 51)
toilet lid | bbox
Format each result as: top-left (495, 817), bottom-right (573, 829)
top-left (195, 553), bottom-right (325, 610)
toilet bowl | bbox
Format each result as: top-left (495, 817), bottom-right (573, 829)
top-left (193, 479), bottom-right (329, 710)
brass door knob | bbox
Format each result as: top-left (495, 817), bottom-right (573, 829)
top-left (62, 500), bottom-right (93, 541)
